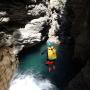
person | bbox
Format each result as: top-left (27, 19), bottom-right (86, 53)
top-left (41, 41), bottom-right (57, 72)
top-left (46, 45), bottom-right (57, 72)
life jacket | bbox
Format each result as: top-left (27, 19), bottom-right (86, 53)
top-left (48, 46), bottom-right (57, 60)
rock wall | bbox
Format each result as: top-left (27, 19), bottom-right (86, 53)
top-left (64, 0), bottom-right (90, 90)
top-left (0, 0), bottom-right (66, 54)
top-left (0, 47), bottom-right (18, 90)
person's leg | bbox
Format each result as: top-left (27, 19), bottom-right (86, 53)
top-left (52, 61), bottom-right (56, 70)
top-left (45, 61), bottom-right (55, 72)
top-left (45, 61), bottom-right (52, 72)
top-left (53, 65), bottom-right (55, 70)
top-left (48, 66), bottom-right (52, 72)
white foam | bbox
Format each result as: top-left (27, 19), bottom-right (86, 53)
top-left (9, 73), bottom-right (58, 90)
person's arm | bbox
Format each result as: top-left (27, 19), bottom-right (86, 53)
top-left (41, 49), bottom-right (47, 55)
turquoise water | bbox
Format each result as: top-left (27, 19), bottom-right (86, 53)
top-left (18, 40), bottom-right (76, 89)
top-left (19, 43), bottom-right (47, 73)
top-left (19, 42), bottom-right (59, 78)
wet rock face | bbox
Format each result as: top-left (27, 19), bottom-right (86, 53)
top-left (70, 0), bottom-right (90, 65)
top-left (64, 0), bottom-right (90, 90)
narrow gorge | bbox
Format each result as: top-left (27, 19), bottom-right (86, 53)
top-left (0, 0), bottom-right (90, 90)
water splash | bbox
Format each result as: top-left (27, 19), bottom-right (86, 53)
top-left (9, 72), bottom-right (59, 90)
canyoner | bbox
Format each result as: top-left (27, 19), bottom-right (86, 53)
top-left (41, 41), bottom-right (58, 72)
top-left (45, 26), bottom-right (60, 72)
top-left (46, 41), bottom-right (57, 72)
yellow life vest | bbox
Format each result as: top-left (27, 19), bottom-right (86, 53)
top-left (48, 46), bottom-right (57, 60)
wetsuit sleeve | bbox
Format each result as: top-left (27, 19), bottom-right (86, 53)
top-left (41, 49), bottom-right (47, 55)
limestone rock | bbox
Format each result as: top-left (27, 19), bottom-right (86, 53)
top-left (0, 47), bottom-right (18, 90)
top-left (0, 0), bottom-right (66, 53)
